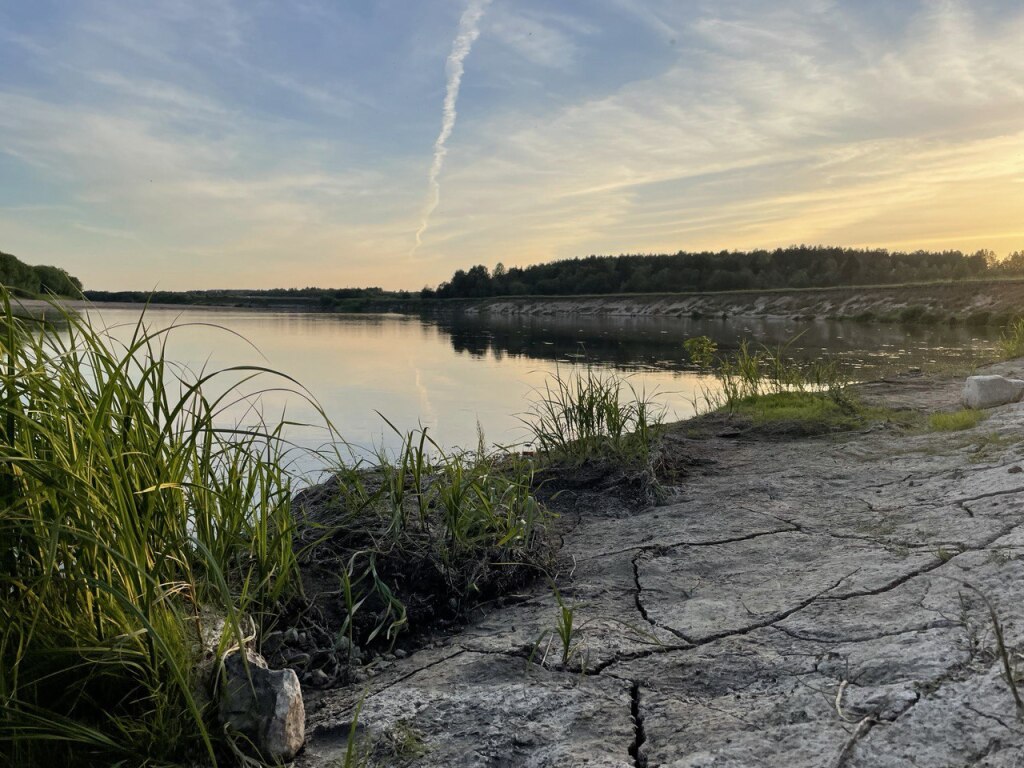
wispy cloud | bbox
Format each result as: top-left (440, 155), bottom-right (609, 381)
top-left (2, 0), bottom-right (1024, 291)
top-left (422, 0), bottom-right (1024, 267)
top-left (410, 0), bottom-right (491, 256)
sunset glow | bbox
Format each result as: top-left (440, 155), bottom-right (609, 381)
top-left (1, 1), bottom-right (1022, 290)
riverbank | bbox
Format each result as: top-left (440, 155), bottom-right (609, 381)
top-left (465, 278), bottom-right (1024, 324)
top-left (297, 360), bottom-right (1024, 766)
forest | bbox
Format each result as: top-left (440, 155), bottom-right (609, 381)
top-left (423, 246), bottom-right (1024, 299)
top-left (0, 251), bottom-right (82, 298)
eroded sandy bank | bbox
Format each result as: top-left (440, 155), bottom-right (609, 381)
top-left (466, 280), bottom-right (1024, 322)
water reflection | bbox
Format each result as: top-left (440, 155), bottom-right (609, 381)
top-left (432, 311), bottom-right (1002, 375)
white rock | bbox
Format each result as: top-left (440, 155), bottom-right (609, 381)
top-left (219, 648), bottom-right (305, 762)
top-left (962, 375), bottom-right (1024, 409)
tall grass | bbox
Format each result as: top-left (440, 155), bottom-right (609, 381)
top-left (523, 366), bottom-right (664, 465)
top-left (0, 294), bottom-right (306, 766)
top-left (1000, 317), bottom-right (1024, 359)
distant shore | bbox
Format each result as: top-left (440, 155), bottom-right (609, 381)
top-left (21, 277), bottom-right (1024, 326)
top-left (464, 278), bottom-right (1024, 324)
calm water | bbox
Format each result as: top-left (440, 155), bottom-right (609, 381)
top-left (84, 308), bottom-right (1002, 473)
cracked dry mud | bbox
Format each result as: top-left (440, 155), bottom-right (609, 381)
top-left (298, 362), bottom-right (1024, 767)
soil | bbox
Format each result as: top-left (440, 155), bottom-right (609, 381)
top-left (294, 359), bottom-right (1024, 767)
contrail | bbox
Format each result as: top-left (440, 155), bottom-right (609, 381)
top-left (411, 0), bottom-right (491, 256)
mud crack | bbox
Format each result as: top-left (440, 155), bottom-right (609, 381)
top-left (629, 681), bottom-right (648, 768)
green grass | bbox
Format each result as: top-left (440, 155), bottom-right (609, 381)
top-left (928, 409), bottom-right (987, 432)
top-left (727, 391), bottom-right (922, 434)
top-left (731, 391), bottom-right (866, 431)
top-left (1000, 317), bottom-right (1024, 359)
top-left (522, 366), bottom-right (664, 466)
top-left (0, 292), bottom-right (310, 766)
top-left (687, 335), bottom-right (850, 414)
top-left (682, 336), bottom-right (935, 435)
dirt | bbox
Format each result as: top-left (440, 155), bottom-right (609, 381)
top-left (294, 359), bottom-right (1024, 767)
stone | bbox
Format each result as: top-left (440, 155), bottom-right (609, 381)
top-left (219, 648), bottom-right (305, 762)
top-left (962, 374), bottom-right (1024, 409)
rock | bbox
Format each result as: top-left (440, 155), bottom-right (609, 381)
top-left (962, 374), bottom-right (1024, 409)
top-left (219, 648), bottom-right (305, 762)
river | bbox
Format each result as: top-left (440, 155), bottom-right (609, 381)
top-left (81, 307), bottom-right (1002, 474)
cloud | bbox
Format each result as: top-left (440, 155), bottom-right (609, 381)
top-left (417, 0), bottom-right (1024, 270)
top-left (2, 0), bottom-right (1024, 291)
top-left (410, 0), bottom-right (491, 256)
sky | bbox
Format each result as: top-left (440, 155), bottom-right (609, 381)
top-left (1, 0), bottom-right (1023, 291)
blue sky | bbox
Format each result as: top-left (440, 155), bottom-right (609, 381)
top-left (1, 0), bottom-right (1023, 290)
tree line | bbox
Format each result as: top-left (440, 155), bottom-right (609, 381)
top-left (82, 286), bottom-right (412, 308)
top-left (422, 246), bottom-right (1024, 299)
top-left (0, 250), bottom-right (83, 298)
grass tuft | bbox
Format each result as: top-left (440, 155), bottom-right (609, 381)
top-left (522, 366), bottom-right (664, 466)
top-left (1000, 317), bottom-right (1024, 359)
top-left (928, 409), bottom-right (987, 432)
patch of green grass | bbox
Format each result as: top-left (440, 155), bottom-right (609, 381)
top-left (928, 409), bottom-right (987, 432)
top-left (686, 335), bottom-right (850, 414)
top-left (733, 391), bottom-right (858, 427)
top-left (730, 391), bottom-right (864, 432)
top-left (727, 391), bottom-right (924, 435)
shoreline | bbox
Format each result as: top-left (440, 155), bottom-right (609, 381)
top-left (296, 359), bottom-right (1024, 766)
